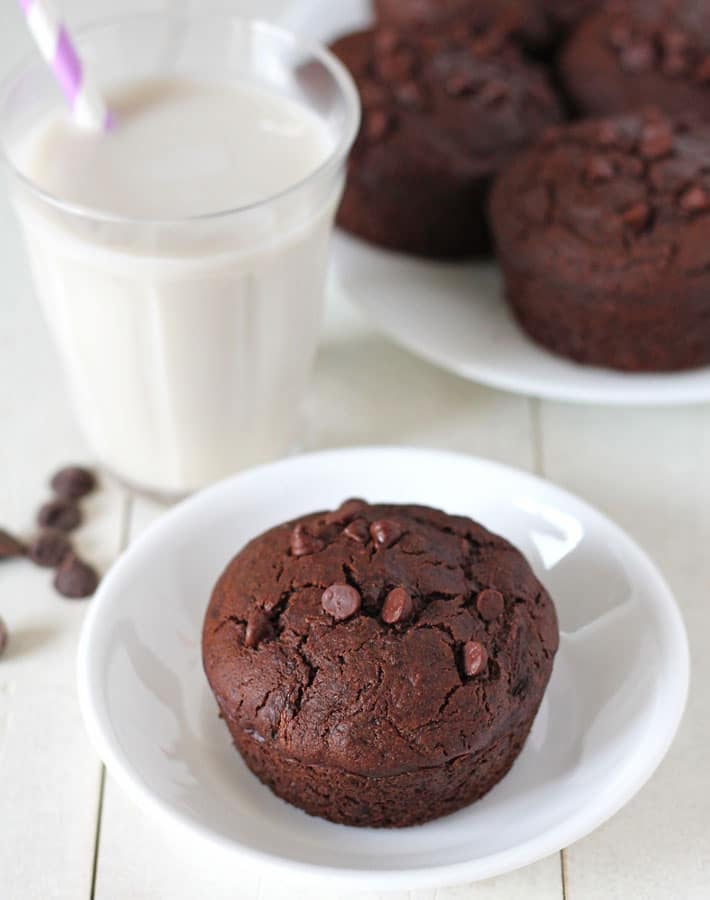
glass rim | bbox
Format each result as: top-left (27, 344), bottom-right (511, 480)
top-left (0, 11), bottom-right (361, 226)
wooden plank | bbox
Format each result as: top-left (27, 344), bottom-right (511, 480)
top-left (537, 401), bottom-right (709, 900)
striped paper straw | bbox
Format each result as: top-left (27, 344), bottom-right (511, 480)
top-left (18, 0), bottom-right (111, 130)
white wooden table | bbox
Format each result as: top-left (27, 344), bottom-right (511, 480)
top-left (1, 2), bottom-right (708, 898)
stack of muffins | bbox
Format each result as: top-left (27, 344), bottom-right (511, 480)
top-left (332, 0), bottom-right (710, 373)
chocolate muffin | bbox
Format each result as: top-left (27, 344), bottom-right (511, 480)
top-left (490, 109), bottom-right (710, 371)
top-left (203, 500), bottom-right (558, 828)
top-left (331, 25), bottom-right (563, 258)
top-left (559, 0), bottom-right (710, 117)
top-left (373, 0), bottom-right (553, 50)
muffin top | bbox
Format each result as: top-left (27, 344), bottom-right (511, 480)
top-left (373, 0), bottom-right (552, 48)
top-left (202, 501), bottom-right (558, 777)
top-left (490, 109), bottom-right (710, 285)
top-left (560, 0), bottom-right (710, 116)
top-left (330, 25), bottom-right (563, 182)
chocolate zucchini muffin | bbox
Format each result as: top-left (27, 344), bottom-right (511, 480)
top-left (203, 500), bottom-right (558, 828)
top-left (373, 0), bottom-right (552, 50)
top-left (559, 0), bottom-right (710, 117)
top-left (490, 109), bottom-right (710, 371)
top-left (330, 25), bottom-right (563, 258)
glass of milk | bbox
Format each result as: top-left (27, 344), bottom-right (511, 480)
top-left (0, 14), bottom-right (359, 496)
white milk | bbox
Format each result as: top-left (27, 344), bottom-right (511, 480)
top-left (13, 79), bottom-right (340, 494)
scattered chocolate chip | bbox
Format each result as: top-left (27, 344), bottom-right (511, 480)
top-left (639, 122), bottom-right (673, 160)
top-left (326, 498), bottom-right (367, 525)
top-left (27, 529), bottom-right (71, 568)
top-left (50, 466), bottom-right (96, 500)
top-left (370, 519), bottom-right (403, 549)
top-left (37, 499), bottom-right (81, 532)
top-left (679, 184), bottom-right (710, 214)
top-left (477, 588), bottom-right (505, 621)
top-left (585, 155), bottom-right (614, 183)
top-left (245, 609), bottom-right (272, 649)
top-left (54, 553), bottom-right (98, 599)
top-left (0, 617), bottom-right (7, 657)
top-left (322, 583), bottom-right (361, 621)
top-left (621, 202), bottom-right (651, 231)
top-left (0, 528), bottom-right (25, 560)
top-left (478, 79), bottom-right (509, 106)
top-left (343, 519), bottom-right (369, 543)
top-left (463, 641), bottom-right (488, 677)
top-left (695, 57), bottom-right (710, 83)
top-left (365, 109), bottom-right (393, 142)
top-left (381, 587), bottom-right (414, 625)
top-left (290, 524), bottom-right (324, 558)
top-left (620, 42), bottom-right (654, 73)
top-left (663, 30), bottom-right (689, 55)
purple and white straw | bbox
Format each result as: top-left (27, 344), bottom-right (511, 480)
top-left (18, 0), bottom-right (111, 130)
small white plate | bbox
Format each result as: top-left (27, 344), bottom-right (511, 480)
top-left (78, 447), bottom-right (689, 892)
top-left (279, 0), bottom-right (710, 407)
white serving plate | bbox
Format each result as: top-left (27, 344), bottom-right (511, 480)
top-left (78, 447), bottom-right (689, 891)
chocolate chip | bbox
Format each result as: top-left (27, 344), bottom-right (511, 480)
top-left (463, 641), bottom-right (488, 677)
top-left (27, 529), bottom-right (71, 568)
top-left (478, 80), bottom-right (509, 106)
top-left (394, 81), bottom-right (423, 109)
top-left (360, 82), bottom-right (388, 108)
top-left (54, 554), bottom-right (98, 599)
top-left (37, 499), bottom-right (81, 532)
top-left (322, 583), bottom-right (361, 620)
top-left (50, 466), bottom-right (96, 500)
top-left (326, 498), bottom-right (367, 525)
top-left (597, 121), bottom-right (620, 148)
top-left (381, 587), bottom-right (414, 625)
top-left (445, 70), bottom-right (478, 97)
top-left (374, 27), bottom-right (400, 56)
top-left (365, 109), bottom-right (393, 142)
top-left (290, 524), bottom-right (324, 558)
top-left (377, 49), bottom-right (415, 82)
top-left (663, 30), bottom-right (689, 55)
top-left (0, 617), bottom-right (7, 658)
top-left (370, 519), bottom-right (403, 549)
top-left (640, 121), bottom-right (673, 160)
top-left (621, 202), bottom-right (651, 231)
top-left (585, 156), bottom-right (614, 183)
top-left (343, 519), bottom-right (369, 543)
top-left (695, 57), bottom-right (710, 82)
top-left (679, 184), bottom-right (710, 213)
top-left (609, 24), bottom-right (631, 49)
top-left (662, 52), bottom-right (689, 77)
top-left (0, 528), bottom-right (25, 560)
top-left (477, 588), bottom-right (504, 621)
top-left (245, 609), bottom-right (272, 649)
top-left (620, 42), bottom-right (654, 73)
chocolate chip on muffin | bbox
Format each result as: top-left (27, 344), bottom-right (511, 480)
top-left (203, 501), bottom-right (558, 828)
top-left (559, 0), bottom-right (710, 117)
top-left (490, 109), bottom-right (710, 371)
top-left (331, 24), bottom-right (563, 258)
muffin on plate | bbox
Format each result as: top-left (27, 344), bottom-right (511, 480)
top-left (490, 109), bottom-right (710, 371)
top-left (202, 499), bottom-right (559, 828)
top-left (559, 0), bottom-right (710, 117)
top-left (373, 0), bottom-right (553, 50)
top-left (330, 25), bottom-right (563, 258)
